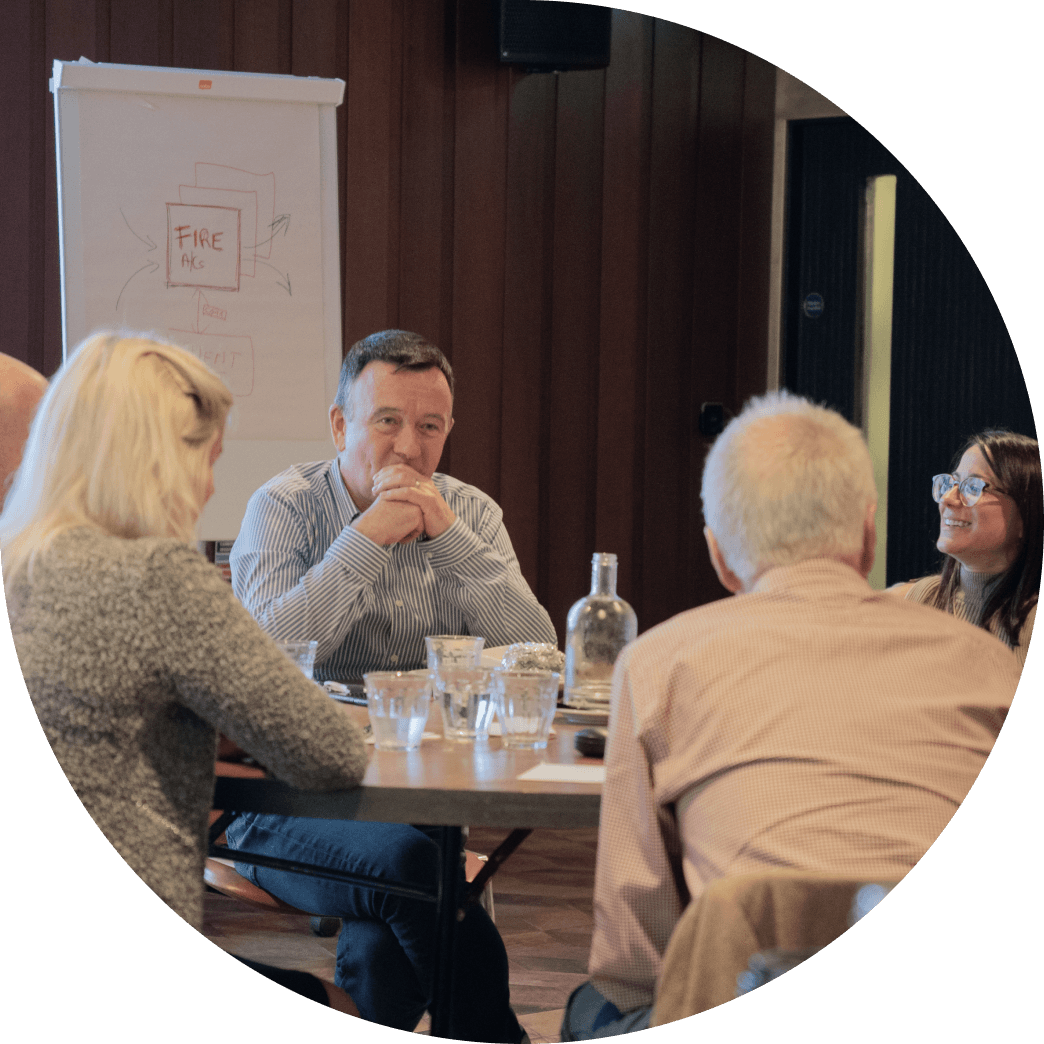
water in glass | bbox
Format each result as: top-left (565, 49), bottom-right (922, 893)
top-left (363, 671), bottom-right (432, 752)
top-left (434, 666), bottom-right (494, 741)
top-left (492, 669), bottom-right (559, 749)
top-left (564, 553), bottom-right (637, 707)
top-left (276, 640), bottom-right (318, 679)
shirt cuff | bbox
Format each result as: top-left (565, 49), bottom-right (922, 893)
top-left (326, 523), bottom-right (392, 584)
top-left (422, 517), bottom-right (485, 570)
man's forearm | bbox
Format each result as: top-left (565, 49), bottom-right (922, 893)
top-left (233, 523), bottom-right (391, 664)
top-left (425, 519), bottom-right (556, 646)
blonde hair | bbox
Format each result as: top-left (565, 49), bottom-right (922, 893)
top-left (701, 390), bottom-right (877, 587)
top-left (1, 332), bottom-right (233, 582)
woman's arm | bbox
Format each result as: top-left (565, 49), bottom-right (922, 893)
top-left (149, 541), bottom-right (368, 791)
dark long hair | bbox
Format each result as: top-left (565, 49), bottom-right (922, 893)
top-left (932, 429), bottom-right (1042, 646)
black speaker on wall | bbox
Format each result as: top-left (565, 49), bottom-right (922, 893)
top-left (498, 0), bottom-right (613, 72)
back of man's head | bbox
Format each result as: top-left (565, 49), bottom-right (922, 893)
top-left (334, 330), bottom-right (454, 415)
top-left (1, 354), bottom-right (48, 510)
top-left (701, 390), bottom-right (877, 587)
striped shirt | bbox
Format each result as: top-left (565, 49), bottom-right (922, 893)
top-left (588, 558), bottom-right (1018, 1012)
top-left (230, 459), bottom-right (556, 681)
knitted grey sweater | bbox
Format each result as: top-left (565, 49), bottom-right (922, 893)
top-left (7, 527), bottom-right (368, 928)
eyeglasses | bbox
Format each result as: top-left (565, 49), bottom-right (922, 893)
top-left (932, 473), bottom-right (1010, 506)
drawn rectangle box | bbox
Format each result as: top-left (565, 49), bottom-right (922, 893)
top-left (171, 330), bottom-right (254, 396)
top-left (179, 185), bottom-right (258, 278)
top-left (166, 203), bottom-right (241, 291)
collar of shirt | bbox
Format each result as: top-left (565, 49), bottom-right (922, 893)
top-left (751, 557), bottom-right (872, 599)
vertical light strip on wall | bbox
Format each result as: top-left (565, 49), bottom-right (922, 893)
top-left (862, 174), bottom-right (897, 589)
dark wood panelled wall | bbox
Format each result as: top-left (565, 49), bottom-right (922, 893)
top-left (1, 0), bottom-right (776, 635)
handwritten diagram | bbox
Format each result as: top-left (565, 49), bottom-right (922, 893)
top-left (59, 66), bottom-right (340, 456)
top-left (116, 164), bottom-right (293, 399)
top-left (167, 203), bottom-right (241, 289)
top-left (177, 163), bottom-right (288, 287)
top-left (170, 329), bottom-right (255, 395)
top-left (169, 288), bottom-right (254, 395)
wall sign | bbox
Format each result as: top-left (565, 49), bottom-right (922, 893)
top-left (802, 292), bottom-right (825, 318)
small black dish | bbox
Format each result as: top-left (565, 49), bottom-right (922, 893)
top-left (574, 726), bottom-right (607, 759)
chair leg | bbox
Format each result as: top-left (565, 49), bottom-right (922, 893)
top-left (472, 855), bottom-right (495, 922)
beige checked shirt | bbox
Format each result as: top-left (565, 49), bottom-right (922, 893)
top-left (589, 558), bottom-right (1019, 1012)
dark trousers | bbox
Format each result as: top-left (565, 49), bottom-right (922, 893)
top-left (234, 958), bottom-right (329, 1007)
top-left (225, 813), bottom-right (522, 1042)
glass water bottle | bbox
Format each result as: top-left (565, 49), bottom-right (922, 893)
top-left (564, 553), bottom-right (637, 707)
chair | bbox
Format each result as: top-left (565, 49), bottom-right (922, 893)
top-left (206, 759), bottom-right (341, 935)
top-left (650, 872), bottom-right (900, 1026)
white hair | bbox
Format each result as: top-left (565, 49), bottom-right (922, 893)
top-left (700, 390), bottom-right (877, 587)
top-left (1, 332), bottom-right (232, 583)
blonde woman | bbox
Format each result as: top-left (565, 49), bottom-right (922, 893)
top-left (1, 332), bottom-right (366, 1012)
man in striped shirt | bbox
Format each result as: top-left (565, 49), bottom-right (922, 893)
top-left (230, 329), bottom-right (555, 680)
top-left (562, 391), bottom-right (1019, 1038)
top-left (226, 330), bottom-right (554, 1040)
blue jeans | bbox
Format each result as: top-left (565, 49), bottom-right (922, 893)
top-left (225, 813), bottom-right (522, 1042)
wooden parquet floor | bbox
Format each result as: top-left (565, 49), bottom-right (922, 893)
top-left (201, 826), bottom-right (599, 1043)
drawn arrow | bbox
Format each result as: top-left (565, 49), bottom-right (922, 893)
top-left (245, 214), bottom-right (292, 251)
top-left (120, 208), bottom-right (157, 251)
top-left (192, 289), bottom-right (209, 334)
top-left (256, 259), bottom-right (292, 296)
top-left (115, 260), bottom-right (160, 313)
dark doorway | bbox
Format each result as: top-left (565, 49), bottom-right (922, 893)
top-left (782, 116), bottom-right (1035, 586)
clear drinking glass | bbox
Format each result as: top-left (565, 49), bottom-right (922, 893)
top-left (276, 640), bottom-right (319, 679)
top-left (424, 635), bottom-right (485, 671)
top-left (363, 671), bottom-right (432, 751)
top-left (492, 669), bottom-right (560, 749)
top-left (424, 635), bottom-right (490, 740)
top-left (432, 666), bottom-right (495, 741)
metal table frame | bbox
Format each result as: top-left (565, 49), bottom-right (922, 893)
top-left (210, 732), bottom-right (601, 1037)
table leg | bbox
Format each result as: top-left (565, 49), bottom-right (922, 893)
top-left (429, 824), bottom-right (463, 1038)
top-left (465, 828), bottom-right (532, 902)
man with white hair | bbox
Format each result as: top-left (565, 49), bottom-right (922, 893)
top-left (562, 391), bottom-right (1021, 1038)
top-left (1, 353), bottom-right (48, 509)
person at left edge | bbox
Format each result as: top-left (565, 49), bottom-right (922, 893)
top-left (2, 333), bottom-right (366, 1015)
top-left (226, 329), bottom-right (555, 1041)
top-left (1, 352), bottom-right (49, 508)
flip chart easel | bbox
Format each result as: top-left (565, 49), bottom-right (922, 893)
top-left (51, 59), bottom-right (345, 539)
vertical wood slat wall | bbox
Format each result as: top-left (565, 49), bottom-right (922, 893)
top-left (1, 0), bottom-right (775, 636)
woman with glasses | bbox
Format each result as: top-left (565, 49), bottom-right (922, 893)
top-left (898, 430), bottom-right (1040, 668)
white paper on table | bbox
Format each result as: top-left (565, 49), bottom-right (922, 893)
top-left (480, 645), bottom-right (512, 668)
top-left (516, 763), bottom-right (605, 784)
